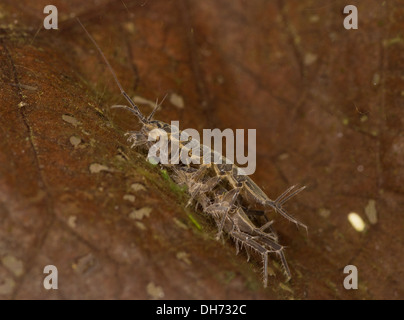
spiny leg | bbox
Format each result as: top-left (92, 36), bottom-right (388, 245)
top-left (187, 175), bottom-right (220, 207)
top-left (277, 248), bottom-right (291, 282)
top-left (267, 185), bottom-right (307, 231)
top-left (243, 208), bottom-right (278, 241)
top-left (273, 203), bottom-right (307, 232)
top-left (215, 188), bottom-right (240, 238)
top-left (147, 93), bottom-right (168, 121)
top-left (256, 235), bottom-right (291, 280)
top-left (275, 185), bottom-right (306, 206)
top-left (230, 231), bottom-right (271, 288)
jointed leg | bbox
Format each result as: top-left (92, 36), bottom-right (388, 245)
top-left (266, 185), bottom-right (307, 231)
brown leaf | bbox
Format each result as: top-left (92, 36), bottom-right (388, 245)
top-left (0, 0), bottom-right (403, 299)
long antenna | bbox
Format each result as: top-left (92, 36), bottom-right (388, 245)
top-left (76, 18), bottom-right (147, 123)
top-left (147, 93), bottom-right (168, 121)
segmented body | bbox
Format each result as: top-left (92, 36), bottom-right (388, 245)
top-left (125, 120), bottom-right (306, 287)
top-left (78, 18), bottom-right (306, 288)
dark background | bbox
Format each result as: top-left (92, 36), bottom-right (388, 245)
top-left (0, 0), bottom-right (403, 299)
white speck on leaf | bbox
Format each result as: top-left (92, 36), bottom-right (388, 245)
top-left (62, 114), bottom-right (81, 127)
top-left (1, 255), bottom-right (24, 277)
top-left (18, 101), bottom-right (27, 108)
top-left (348, 212), bottom-right (366, 232)
top-left (131, 183), bottom-right (146, 192)
top-left (89, 163), bottom-right (112, 173)
top-left (132, 96), bottom-right (156, 109)
top-left (176, 251), bottom-right (192, 265)
top-left (169, 93), bottom-right (184, 109)
top-left (365, 199), bottom-right (377, 224)
top-left (68, 215), bottom-right (77, 228)
top-left (135, 222), bottom-right (146, 230)
top-left (146, 282), bottom-right (164, 300)
top-left (69, 135), bottom-right (81, 147)
top-left (129, 207), bottom-right (152, 220)
top-left (123, 194), bottom-right (135, 202)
